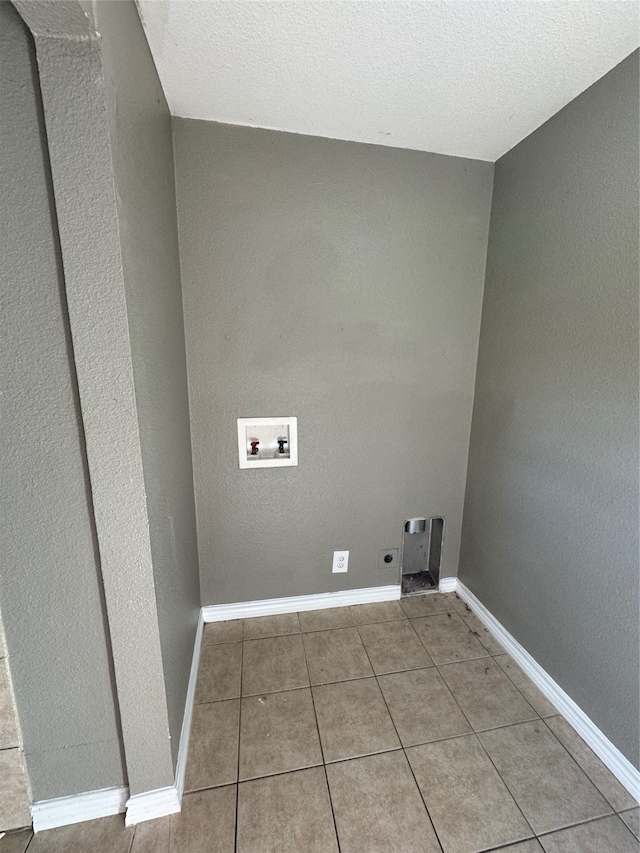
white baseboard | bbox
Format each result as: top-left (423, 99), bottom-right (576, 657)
top-left (33, 614), bottom-right (204, 832)
top-left (32, 786), bottom-right (128, 832)
top-left (36, 579), bottom-right (637, 833)
top-left (202, 584), bottom-right (401, 622)
top-left (455, 579), bottom-right (640, 804)
top-left (175, 609), bottom-right (203, 801)
top-left (125, 610), bottom-right (204, 825)
top-left (125, 786), bottom-right (180, 827)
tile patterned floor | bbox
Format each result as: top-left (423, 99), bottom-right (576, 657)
top-left (2, 593), bottom-right (638, 852)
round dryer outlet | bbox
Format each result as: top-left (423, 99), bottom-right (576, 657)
top-left (379, 548), bottom-right (399, 570)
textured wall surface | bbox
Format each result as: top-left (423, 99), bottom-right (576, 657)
top-left (95, 0), bottom-right (200, 771)
top-left (20, 0), bottom-right (176, 795)
top-left (459, 52), bottom-right (639, 767)
top-left (173, 122), bottom-right (494, 604)
top-left (140, 0), bottom-right (638, 160)
top-left (0, 0), bottom-right (125, 800)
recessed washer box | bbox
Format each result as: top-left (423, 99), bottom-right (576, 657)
top-left (237, 417), bottom-right (298, 469)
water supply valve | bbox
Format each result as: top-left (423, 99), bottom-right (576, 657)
top-left (237, 417), bottom-right (298, 469)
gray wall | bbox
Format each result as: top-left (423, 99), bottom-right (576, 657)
top-left (0, 0), bottom-right (125, 800)
top-left (10, 0), bottom-right (199, 796)
top-left (459, 51), bottom-right (639, 767)
top-left (95, 0), bottom-right (200, 770)
top-left (173, 122), bottom-right (494, 604)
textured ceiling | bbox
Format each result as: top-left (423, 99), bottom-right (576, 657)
top-left (138, 1), bottom-right (638, 161)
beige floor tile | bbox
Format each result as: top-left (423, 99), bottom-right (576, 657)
top-left (0, 749), bottom-right (30, 831)
top-left (202, 619), bottom-right (243, 645)
top-left (459, 610), bottom-right (505, 655)
top-left (242, 634), bottom-right (309, 695)
top-left (400, 592), bottom-right (467, 618)
top-left (239, 688), bottom-right (322, 780)
top-left (27, 815), bottom-right (133, 853)
top-left (237, 766), bottom-right (339, 853)
top-left (0, 661), bottom-right (19, 749)
top-left (411, 613), bottom-right (490, 664)
top-left (378, 666), bottom-right (471, 746)
top-left (493, 842), bottom-right (544, 852)
top-left (184, 699), bottom-right (239, 792)
top-left (326, 751), bottom-right (441, 853)
top-left (495, 655), bottom-right (558, 717)
top-left (544, 716), bottom-right (638, 812)
top-left (539, 815), bottom-right (639, 852)
top-left (620, 808), bottom-right (640, 840)
top-left (303, 627), bottom-right (373, 685)
top-left (298, 606), bottom-right (355, 632)
top-left (407, 735), bottom-right (533, 853)
top-left (479, 720), bottom-right (612, 834)
top-left (130, 816), bottom-right (170, 852)
top-left (0, 831), bottom-right (33, 853)
top-left (242, 612), bottom-right (300, 640)
top-left (439, 658), bottom-right (537, 731)
top-left (349, 601), bottom-right (405, 625)
top-left (357, 619), bottom-right (434, 674)
top-left (313, 678), bottom-right (400, 762)
top-left (195, 642), bottom-right (242, 703)
top-left (170, 786), bottom-right (236, 853)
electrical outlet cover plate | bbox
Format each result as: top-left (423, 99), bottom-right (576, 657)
top-left (332, 550), bottom-right (349, 573)
top-left (379, 548), bottom-right (399, 570)
top-left (237, 417), bottom-right (298, 468)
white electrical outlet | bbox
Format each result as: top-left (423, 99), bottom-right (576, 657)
top-left (332, 550), bottom-right (349, 573)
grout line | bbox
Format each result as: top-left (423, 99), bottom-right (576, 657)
top-left (233, 638), bottom-right (244, 853)
top-left (486, 647), bottom-right (563, 721)
top-left (354, 622), bottom-right (446, 853)
top-left (425, 646), bottom-right (535, 849)
top-left (434, 657), bottom-right (538, 725)
top-left (463, 727), bottom-right (537, 840)
top-left (407, 614), bottom-right (493, 664)
top-left (428, 654), bottom-right (538, 839)
top-left (469, 841), bottom-right (539, 853)
top-left (550, 726), bottom-right (640, 811)
top-left (180, 711), bottom-right (636, 798)
top-left (489, 650), bottom-right (556, 714)
top-left (181, 779), bottom-right (241, 795)
top-left (168, 804), bottom-right (176, 851)
top-left (242, 629), bottom-right (302, 642)
top-left (387, 600), bottom-right (538, 843)
top-left (300, 629), bottom-right (342, 852)
top-left (535, 810), bottom-right (631, 839)
top-left (220, 597), bottom-right (625, 846)
top-left (185, 722), bottom-right (616, 791)
top-left (126, 822), bottom-right (136, 853)
top-left (456, 601), bottom-right (495, 644)
top-left (475, 643), bottom-right (633, 815)
top-left (195, 668), bottom-right (566, 737)
top-left (192, 696), bottom-right (241, 718)
top-left (536, 716), bottom-right (624, 815)
top-left (199, 647), bottom-right (552, 726)
top-left (304, 617), bottom-right (410, 636)
top-left (186, 756), bottom-right (395, 789)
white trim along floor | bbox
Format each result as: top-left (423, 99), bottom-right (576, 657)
top-left (28, 577), bottom-right (638, 835)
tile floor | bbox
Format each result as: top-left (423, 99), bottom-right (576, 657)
top-left (1, 592), bottom-right (638, 852)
